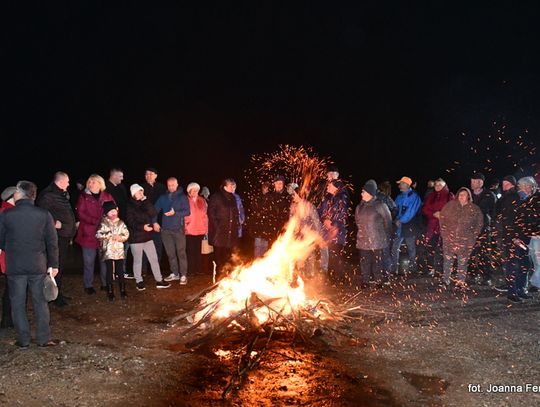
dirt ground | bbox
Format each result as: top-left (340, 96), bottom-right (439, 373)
top-left (0, 251), bottom-right (539, 407)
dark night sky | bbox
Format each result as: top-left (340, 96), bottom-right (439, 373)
top-left (3, 2), bottom-right (540, 195)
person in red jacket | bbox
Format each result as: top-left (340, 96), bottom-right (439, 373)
top-left (75, 174), bottom-right (115, 294)
top-left (184, 182), bottom-right (209, 277)
top-left (0, 186), bottom-right (16, 328)
top-left (420, 178), bottom-right (454, 275)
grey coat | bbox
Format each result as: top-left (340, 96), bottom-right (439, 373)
top-left (355, 198), bottom-right (392, 250)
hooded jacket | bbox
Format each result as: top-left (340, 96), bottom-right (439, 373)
top-left (96, 217), bottom-right (130, 261)
top-left (440, 188), bottom-right (484, 252)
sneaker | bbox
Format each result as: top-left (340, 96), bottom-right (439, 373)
top-left (124, 273), bottom-right (135, 280)
top-left (156, 280), bottom-right (171, 289)
top-left (494, 284), bottom-right (508, 292)
top-left (15, 341), bottom-right (30, 350)
top-left (164, 273), bottom-right (180, 282)
top-left (180, 276), bottom-right (187, 285)
top-left (85, 287), bottom-right (96, 295)
top-left (507, 295), bottom-right (522, 303)
top-left (136, 282), bottom-right (146, 291)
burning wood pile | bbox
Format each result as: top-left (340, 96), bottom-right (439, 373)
top-left (170, 197), bottom-right (394, 398)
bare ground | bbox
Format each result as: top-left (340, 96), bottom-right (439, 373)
top-left (0, 265), bottom-right (539, 406)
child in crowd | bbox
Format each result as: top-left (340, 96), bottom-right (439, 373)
top-left (96, 201), bottom-right (130, 301)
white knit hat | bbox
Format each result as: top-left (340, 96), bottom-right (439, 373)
top-left (130, 183), bottom-right (144, 197)
top-left (186, 182), bottom-right (200, 193)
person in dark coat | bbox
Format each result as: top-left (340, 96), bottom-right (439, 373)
top-left (126, 184), bottom-right (170, 291)
top-left (493, 175), bottom-right (521, 292)
top-left (439, 187), bottom-right (483, 287)
top-left (0, 181), bottom-right (59, 348)
top-left (249, 181), bottom-right (272, 258)
top-left (37, 171), bottom-right (77, 306)
top-left (268, 175), bottom-right (292, 242)
top-left (208, 178), bottom-right (240, 277)
top-left (355, 180), bottom-right (392, 287)
top-left (318, 179), bottom-right (350, 283)
top-left (469, 172), bottom-right (498, 285)
top-left (506, 177), bottom-right (539, 302)
top-left (420, 178), bottom-right (454, 275)
top-left (377, 181), bottom-right (397, 277)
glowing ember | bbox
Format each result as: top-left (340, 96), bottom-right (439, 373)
top-left (194, 199), bottom-right (324, 324)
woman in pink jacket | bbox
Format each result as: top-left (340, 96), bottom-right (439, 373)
top-left (75, 174), bottom-right (115, 294)
top-left (184, 182), bottom-right (208, 276)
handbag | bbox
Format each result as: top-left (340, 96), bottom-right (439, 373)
top-left (43, 269), bottom-right (58, 302)
top-left (201, 235), bottom-right (214, 254)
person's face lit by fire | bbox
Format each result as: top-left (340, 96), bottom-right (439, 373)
top-left (167, 178), bottom-right (178, 193)
top-left (470, 178), bottom-right (483, 191)
top-left (434, 181), bottom-right (445, 192)
top-left (502, 180), bottom-right (514, 192)
top-left (327, 182), bottom-right (338, 196)
top-left (458, 190), bottom-right (469, 206)
top-left (274, 180), bottom-right (284, 193)
top-left (224, 181), bottom-right (236, 193)
top-left (398, 181), bottom-right (410, 193)
top-left (145, 170), bottom-right (157, 185)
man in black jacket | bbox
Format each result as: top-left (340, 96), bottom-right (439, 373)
top-left (0, 180), bottom-right (59, 348)
top-left (37, 171), bottom-right (76, 307)
top-left (469, 172), bottom-right (497, 285)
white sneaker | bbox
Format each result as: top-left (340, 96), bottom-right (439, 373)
top-left (180, 276), bottom-right (187, 285)
top-left (164, 273), bottom-right (180, 282)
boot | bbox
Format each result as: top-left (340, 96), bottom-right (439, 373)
top-left (107, 284), bottom-right (115, 302)
top-left (119, 280), bottom-right (127, 299)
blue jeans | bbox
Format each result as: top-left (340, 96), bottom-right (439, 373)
top-left (254, 237), bottom-right (269, 258)
top-left (8, 274), bottom-right (51, 346)
top-left (507, 246), bottom-right (531, 297)
top-left (82, 247), bottom-right (107, 288)
top-left (391, 235), bottom-right (417, 272)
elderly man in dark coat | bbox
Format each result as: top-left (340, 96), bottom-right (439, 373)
top-left (355, 180), bottom-right (392, 287)
top-left (0, 181), bottom-right (59, 348)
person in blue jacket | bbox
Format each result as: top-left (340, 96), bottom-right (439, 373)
top-left (391, 176), bottom-right (422, 274)
top-left (154, 177), bottom-right (191, 285)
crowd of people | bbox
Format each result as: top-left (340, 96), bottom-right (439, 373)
top-left (0, 165), bottom-right (538, 349)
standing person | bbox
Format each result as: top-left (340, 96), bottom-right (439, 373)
top-left (318, 165), bottom-right (341, 273)
top-left (355, 180), bottom-right (392, 288)
top-left (469, 172), bottom-right (497, 285)
top-left (439, 188), bottom-right (483, 288)
top-left (96, 201), bottom-right (130, 301)
top-left (391, 176), bottom-right (422, 275)
top-left (268, 175), bottom-right (292, 242)
top-left (105, 168), bottom-right (132, 279)
top-left (208, 178), bottom-right (240, 278)
top-left (232, 183), bottom-right (246, 240)
top-left (493, 176), bottom-right (521, 292)
top-left (377, 181), bottom-right (397, 278)
top-left (420, 178), bottom-right (454, 275)
top-left (141, 168), bottom-right (167, 263)
top-left (250, 182), bottom-right (272, 258)
top-left (318, 179), bottom-right (350, 284)
top-left (0, 186), bottom-right (16, 328)
top-left (37, 171), bottom-right (77, 307)
top-left (200, 186), bottom-right (210, 201)
top-left (75, 174), bottom-right (115, 294)
top-left (506, 177), bottom-right (539, 302)
top-left (154, 178), bottom-right (190, 285)
top-left (287, 183), bottom-right (323, 279)
top-left (184, 183), bottom-right (208, 276)
top-left (0, 181), bottom-right (59, 348)
top-left (126, 184), bottom-right (170, 290)
top-left (424, 180), bottom-right (435, 199)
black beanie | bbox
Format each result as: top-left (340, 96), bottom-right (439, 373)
top-left (362, 179), bottom-right (378, 197)
top-left (102, 201), bottom-right (118, 215)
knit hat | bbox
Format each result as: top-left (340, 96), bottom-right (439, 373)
top-left (471, 172), bottom-right (485, 181)
top-left (362, 179), bottom-right (378, 197)
top-left (130, 183), bottom-right (144, 197)
top-left (502, 175), bottom-right (517, 186)
top-left (102, 201), bottom-right (118, 215)
top-left (187, 182), bottom-right (200, 194)
top-left (1, 186), bottom-right (17, 201)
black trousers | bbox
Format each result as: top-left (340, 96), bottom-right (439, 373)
top-left (359, 249), bottom-right (384, 284)
top-left (214, 246), bottom-right (233, 278)
top-left (1, 274), bottom-right (12, 327)
top-left (105, 259), bottom-right (125, 289)
top-left (57, 236), bottom-right (71, 291)
top-left (186, 235), bottom-right (204, 275)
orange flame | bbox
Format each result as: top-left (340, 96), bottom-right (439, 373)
top-left (195, 200), bottom-right (323, 324)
